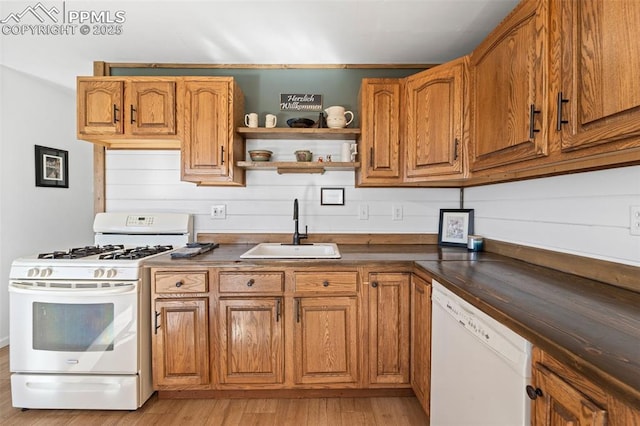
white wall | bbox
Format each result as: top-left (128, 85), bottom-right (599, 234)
top-left (0, 66), bottom-right (95, 348)
top-left (105, 140), bottom-right (462, 235)
top-left (465, 166), bottom-right (640, 267)
top-left (106, 147), bottom-right (640, 269)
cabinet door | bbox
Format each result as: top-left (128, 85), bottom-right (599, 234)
top-left (127, 81), bottom-right (176, 135)
top-left (293, 297), bottom-right (358, 385)
top-left (470, 0), bottom-right (549, 171)
top-left (182, 80), bottom-right (230, 182)
top-left (153, 298), bottom-right (209, 387)
top-left (556, 0), bottom-right (640, 152)
top-left (77, 79), bottom-right (123, 136)
top-left (357, 78), bottom-right (403, 186)
top-left (218, 298), bottom-right (284, 384)
top-left (405, 58), bottom-right (466, 181)
top-left (411, 275), bottom-right (431, 416)
top-left (368, 272), bottom-right (410, 385)
top-left (532, 363), bottom-right (606, 426)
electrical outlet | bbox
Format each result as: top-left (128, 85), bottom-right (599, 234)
top-left (358, 204), bottom-right (369, 220)
top-left (631, 206), bottom-right (640, 236)
top-left (392, 205), bottom-right (403, 221)
top-left (211, 204), bottom-right (226, 219)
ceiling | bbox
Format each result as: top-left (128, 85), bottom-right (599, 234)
top-left (0, 0), bottom-right (519, 89)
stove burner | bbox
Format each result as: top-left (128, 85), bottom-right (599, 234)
top-left (37, 245), bottom-right (125, 259)
top-left (98, 245), bottom-right (173, 260)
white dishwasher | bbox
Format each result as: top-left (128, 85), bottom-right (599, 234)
top-left (430, 280), bottom-right (532, 426)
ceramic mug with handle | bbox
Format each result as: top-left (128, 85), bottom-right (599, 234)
top-left (244, 113), bottom-right (258, 128)
top-left (265, 114), bottom-right (277, 128)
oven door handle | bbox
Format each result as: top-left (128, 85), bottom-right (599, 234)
top-left (9, 282), bottom-right (136, 295)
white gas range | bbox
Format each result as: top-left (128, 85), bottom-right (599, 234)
top-left (9, 212), bottom-right (192, 410)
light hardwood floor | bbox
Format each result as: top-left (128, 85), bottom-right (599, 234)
top-left (0, 346), bottom-right (429, 425)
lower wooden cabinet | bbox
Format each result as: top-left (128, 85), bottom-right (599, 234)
top-left (153, 298), bottom-right (209, 387)
top-left (367, 272), bottom-right (411, 386)
top-left (410, 274), bottom-right (431, 415)
top-left (218, 297), bottom-right (284, 385)
top-left (293, 296), bottom-right (359, 385)
top-left (531, 347), bottom-right (639, 426)
top-left (150, 267), bottom-right (416, 393)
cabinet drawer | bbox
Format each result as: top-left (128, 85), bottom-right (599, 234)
top-left (294, 272), bottom-right (358, 293)
top-left (154, 271), bottom-right (208, 293)
top-left (219, 272), bottom-right (284, 293)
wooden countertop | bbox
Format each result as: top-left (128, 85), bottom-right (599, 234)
top-left (417, 258), bottom-right (640, 408)
top-left (143, 243), bottom-right (640, 407)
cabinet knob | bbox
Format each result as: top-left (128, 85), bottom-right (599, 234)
top-left (371, 281), bottom-right (378, 288)
top-left (175, 281), bottom-right (183, 288)
top-left (322, 280), bottom-right (330, 287)
top-left (247, 279), bottom-right (255, 287)
top-left (526, 385), bottom-right (543, 400)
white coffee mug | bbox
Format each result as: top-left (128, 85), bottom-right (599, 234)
top-left (244, 113), bottom-right (258, 128)
top-left (265, 114), bottom-right (277, 128)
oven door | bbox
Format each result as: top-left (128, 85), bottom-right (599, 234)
top-left (9, 280), bottom-right (139, 374)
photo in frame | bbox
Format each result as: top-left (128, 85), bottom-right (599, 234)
top-left (320, 187), bottom-right (345, 205)
top-left (35, 145), bottom-right (68, 188)
top-left (438, 209), bottom-right (474, 247)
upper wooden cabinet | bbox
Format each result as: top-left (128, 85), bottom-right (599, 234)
top-left (554, 0), bottom-right (640, 153)
top-left (469, 0), bottom-right (549, 172)
top-left (181, 78), bottom-right (245, 186)
top-left (357, 78), bottom-right (403, 186)
top-left (77, 77), bottom-right (179, 149)
top-left (405, 57), bottom-right (468, 181)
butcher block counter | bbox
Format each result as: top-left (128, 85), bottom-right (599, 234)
top-left (143, 243), bottom-right (640, 409)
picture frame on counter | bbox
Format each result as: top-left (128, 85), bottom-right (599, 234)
top-left (438, 209), bottom-right (474, 247)
top-left (35, 145), bottom-right (68, 188)
top-left (320, 187), bottom-right (345, 205)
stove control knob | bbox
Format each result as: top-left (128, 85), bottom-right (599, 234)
top-left (94, 268), bottom-right (105, 278)
top-left (28, 268), bottom-right (40, 277)
top-left (40, 268), bottom-right (53, 278)
top-left (106, 269), bottom-right (117, 278)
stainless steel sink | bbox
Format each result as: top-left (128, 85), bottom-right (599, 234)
top-left (240, 243), bottom-right (341, 259)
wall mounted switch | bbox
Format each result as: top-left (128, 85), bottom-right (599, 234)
top-left (211, 204), bottom-right (226, 219)
top-left (392, 205), bottom-right (403, 221)
top-left (631, 206), bottom-right (640, 236)
top-left (358, 204), bottom-right (369, 220)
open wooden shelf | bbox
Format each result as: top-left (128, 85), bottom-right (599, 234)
top-left (237, 161), bottom-right (360, 174)
top-left (237, 127), bottom-right (360, 140)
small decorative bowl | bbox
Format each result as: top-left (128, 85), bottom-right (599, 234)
top-left (248, 150), bottom-right (273, 162)
top-left (295, 150), bottom-right (312, 162)
top-left (287, 118), bottom-right (315, 128)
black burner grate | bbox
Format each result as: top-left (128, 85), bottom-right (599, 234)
top-left (37, 245), bottom-right (125, 259)
top-left (98, 245), bottom-right (173, 260)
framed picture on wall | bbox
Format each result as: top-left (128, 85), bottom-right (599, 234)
top-left (438, 209), bottom-right (474, 247)
top-left (35, 145), bottom-right (68, 188)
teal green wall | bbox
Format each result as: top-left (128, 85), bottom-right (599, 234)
top-left (111, 67), bottom-right (423, 126)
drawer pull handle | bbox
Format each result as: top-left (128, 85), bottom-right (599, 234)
top-left (371, 281), bottom-right (378, 288)
top-left (175, 281), bottom-right (183, 288)
top-left (247, 279), bottom-right (255, 287)
top-left (526, 385), bottom-right (543, 400)
top-left (322, 280), bottom-right (330, 287)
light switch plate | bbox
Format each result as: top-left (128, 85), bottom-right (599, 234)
top-left (631, 206), bottom-right (640, 236)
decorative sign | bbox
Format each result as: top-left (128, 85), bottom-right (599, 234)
top-left (280, 94), bottom-right (323, 111)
